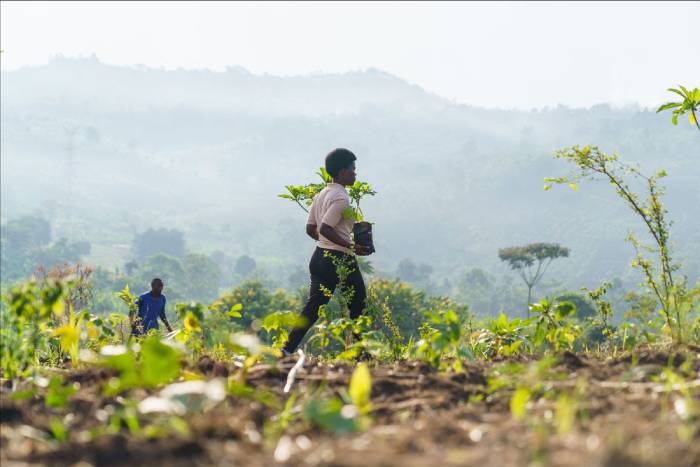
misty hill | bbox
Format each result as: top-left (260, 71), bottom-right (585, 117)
top-left (1, 55), bottom-right (448, 117)
top-left (2, 56), bottom-right (699, 294)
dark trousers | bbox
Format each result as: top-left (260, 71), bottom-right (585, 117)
top-left (284, 247), bottom-right (367, 352)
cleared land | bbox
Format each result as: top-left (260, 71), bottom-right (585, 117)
top-left (2, 348), bottom-right (699, 467)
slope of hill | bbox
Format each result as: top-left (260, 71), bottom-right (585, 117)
top-left (2, 57), bottom-right (698, 291)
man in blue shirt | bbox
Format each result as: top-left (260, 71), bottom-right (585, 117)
top-left (130, 278), bottom-right (173, 336)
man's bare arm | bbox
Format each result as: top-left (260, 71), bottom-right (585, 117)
top-left (319, 223), bottom-right (371, 255)
top-left (159, 309), bottom-right (173, 333)
top-left (319, 223), bottom-right (351, 248)
top-left (306, 223), bottom-right (319, 241)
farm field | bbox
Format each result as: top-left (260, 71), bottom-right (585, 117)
top-left (2, 4), bottom-right (700, 467)
top-left (2, 348), bottom-right (699, 467)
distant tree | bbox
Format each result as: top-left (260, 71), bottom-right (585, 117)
top-left (455, 268), bottom-right (497, 316)
top-left (366, 278), bottom-right (469, 341)
top-left (132, 228), bottom-right (185, 259)
top-left (454, 268), bottom-right (527, 317)
top-left (498, 242), bottom-right (570, 316)
top-left (210, 280), bottom-right (299, 328)
top-left (396, 258), bottom-right (433, 283)
top-left (182, 253), bottom-right (222, 303)
top-left (234, 255), bottom-right (257, 277)
top-left (135, 254), bottom-right (186, 300)
top-left (124, 259), bottom-right (139, 275)
top-left (287, 267), bottom-right (308, 290)
top-left (209, 250), bottom-right (237, 286)
top-left (31, 238), bottom-right (91, 268)
top-left (0, 215), bottom-right (92, 281)
top-left (555, 292), bottom-right (596, 320)
top-left (1, 214), bottom-right (51, 252)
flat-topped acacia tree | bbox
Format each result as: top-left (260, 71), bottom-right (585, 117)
top-left (498, 242), bottom-right (570, 316)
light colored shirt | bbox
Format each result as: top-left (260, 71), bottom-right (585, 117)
top-left (307, 182), bottom-right (354, 255)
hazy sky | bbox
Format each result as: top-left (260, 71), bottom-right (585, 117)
top-left (1, 1), bottom-right (698, 109)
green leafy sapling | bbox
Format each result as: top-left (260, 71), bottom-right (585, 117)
top-left (279, 167), bottom-right (377, 225)
top-left (656, 85), bottom-right (700, 131)
top-left (546, 145), bottom-right (691, 343)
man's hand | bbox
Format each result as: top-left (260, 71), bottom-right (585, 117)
top-left (160, 313), bottom-right (173, 333)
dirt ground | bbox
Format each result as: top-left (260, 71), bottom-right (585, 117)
top-left (2, 349), bottom-right (699, 467)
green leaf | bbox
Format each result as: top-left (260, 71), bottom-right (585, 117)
top-left (303, 397), bottom-right (357, 433)
top-left (102, 350), bottom-right (139, 395)
top-left (141, 337), bottom-right (181, 387)
top-left (690, 112), bottom-right (696, 125)
top-left (655, 102), bottom-right (681, 113)
top-left (45, 377), bottom-right (76, 409)
top-left (343, 206), bottom-right (356, 220)
top-left (349, 363), bottom-right (372, 413)
top-left (50, 417), bottom-right (67, 442)
top-left (227, 303), bottom-right (242, 318)
top-left (672, 113), bottom-right (679, 125)
top-left (11, 390), bottom-right (35, 402)
top-left (555, 394), bottom-right (576, 434)
top-left (510, 387), bottom-right (530, 420)
top-left (568, 183), bottom-right (578, 191)
top-left (667, 87), bottom-right (685, 99)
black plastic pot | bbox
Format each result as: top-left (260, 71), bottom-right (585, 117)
top-left (352, 221), bottom-right (375, 254)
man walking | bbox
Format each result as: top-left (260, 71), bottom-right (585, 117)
top-left (131, 278), bottom-right (173, 336)
top-left (283, 148), bottom-right (371, 355)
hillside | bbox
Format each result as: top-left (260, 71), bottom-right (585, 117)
top-left (2, 57), bottom-right (698, 293)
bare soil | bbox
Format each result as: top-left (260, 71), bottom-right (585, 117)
top-left (1, 349), bottom-right (699, 467)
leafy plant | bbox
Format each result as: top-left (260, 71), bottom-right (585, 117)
top-left (530, 298), bottom-right (581, 352)
top-left (656, 85), bottom-right (700, 130)
top-left (45, 376), bottom-right (77, 409)
top-left (101, 336), bottom-right (182, 395)
top-left (417, 308), bottom-right (472, 371)
top-left (53, 305), bottom-right (88, 366)
top-left (583, 282), bottom-right (616, 349)
top-left (278, 168), bottom-right (332, 213)
top-left (510, 386), bottom-right (531, 420)
top-left (1, 279), bottom-right (66, 379)
top-left (279, 167), bottom-right (376, 222)
top-left (547, 145), bottom-right (691, 343)
top-left (474, 312), bottom-right (531, 358)
top-left (261, 310), bottom-right (307, 348)
top-left (302, 363), bottom-right (373, 433)
top-left (348, 363), bottom-right (372, 416)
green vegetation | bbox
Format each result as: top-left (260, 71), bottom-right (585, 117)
top-left (546, 145), bottom-right (698, 343)
top-left (1, 69), bottom-right (698, 465)
top-left (498, 243), bottom-right (570, 316)
top-left (656, 85), bottom-right (700, 130)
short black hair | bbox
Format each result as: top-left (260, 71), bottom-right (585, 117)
top-left (325, 148), bottom-right (356, 178)
top-left (151, 278), bottom-right (163, 286)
